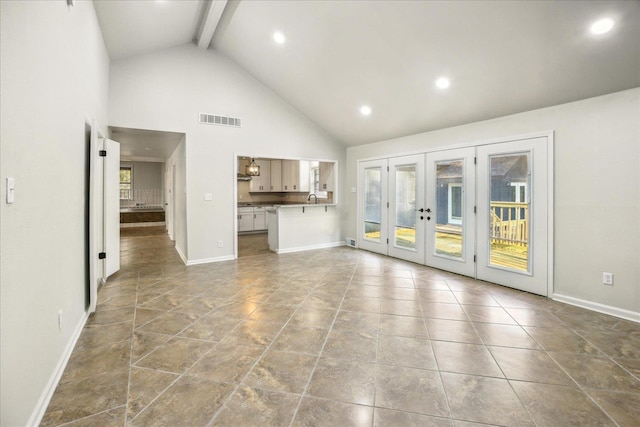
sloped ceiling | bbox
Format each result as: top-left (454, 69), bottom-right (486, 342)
top-left (95, 0), bottom-right (640, 147)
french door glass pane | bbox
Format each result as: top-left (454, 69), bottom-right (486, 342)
top-left (489, 154), bottom-right (529, 272)
top-left (435, 160), bottom-right (463, 258)
top-left (364, 167), bottom-right (382, 241)
top-left (394, 165), bottom-right (416, 248)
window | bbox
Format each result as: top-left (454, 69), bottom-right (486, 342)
top-left (120, 166), bottom-right (133, 200)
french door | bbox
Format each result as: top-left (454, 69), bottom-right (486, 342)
top-left (425, 148), bottom-right (476, 277)
top-left (476, 138), bottom-right (549, 295)
top-left (357, 135), bottom-right (551, 296)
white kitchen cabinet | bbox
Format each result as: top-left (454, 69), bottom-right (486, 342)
top-left (270, 160), bottom-right (282, 191)
top-left (282, 160), bottom-right (310, 192)
top-left (249, 159), bottom-right (271, 192)
top-left (253, 207), bottom-right (267, 230)
top-left (238, 207), bottom-right (254, 232)
top-left (319, 162), bottom-right (334, 192)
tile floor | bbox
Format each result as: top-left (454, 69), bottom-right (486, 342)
top-left (42, 227), bottom-right (640, 426)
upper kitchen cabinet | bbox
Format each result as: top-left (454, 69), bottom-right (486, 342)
top-left (270, 159), bottom-right (282, 192)
top-left (249, 159), bottom-right (271, 192)
top-left (319, 162), bottom-right (334, 192)
top-left (282, 160), bottom-right (310, 192)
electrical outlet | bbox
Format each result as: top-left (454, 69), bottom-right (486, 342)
top-left (217, 240), bottom-right (223, 248)
top-left (603, 272), bottom-right (613, 286)
top-left (58, 310), bottom-right (63, 330)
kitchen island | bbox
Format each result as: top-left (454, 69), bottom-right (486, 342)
top-left (266, 204), bottom-right (343, 254)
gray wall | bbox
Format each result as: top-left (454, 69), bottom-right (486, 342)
top-left (0, 1), bottom-right (110, 425)
top-left (346, 88), bottom-right (640, 318)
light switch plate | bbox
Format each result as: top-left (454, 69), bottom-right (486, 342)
top-left (204, 193), bottom-right (213, 201)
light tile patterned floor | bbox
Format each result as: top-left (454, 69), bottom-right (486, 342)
top-left (42, 227), bottom-right (640, 426)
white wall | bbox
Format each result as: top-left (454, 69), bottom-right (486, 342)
top-left (0, 1), bottom-right (110, 425)
top-left (109, 44), bottom-right (345, 262)
top-left (346, 88), bottom-right (640, 318)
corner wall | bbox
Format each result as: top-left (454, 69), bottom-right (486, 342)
top-left (0, 1), bottom-right (110, 425)
top-left (109, 44), bottom-right (345, 263)
top-left (346, 88), bottom-right (640, 318)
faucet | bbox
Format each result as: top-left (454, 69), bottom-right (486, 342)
top-left (307, 194), bottom-right (318, 204)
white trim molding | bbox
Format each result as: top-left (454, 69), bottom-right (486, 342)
top-left (186, 255), bottom-right (235, 266)
top-left (275, 241), bottom-right (345, 254)
top-left (553, 293), bottom-right (640, 323)
top-left (28, 312), bottom-right (90, 426)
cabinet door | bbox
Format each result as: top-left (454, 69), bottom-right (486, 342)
top-left (319, 162), bottom-right (334, 192)
top-left (282, 160), bottom-right (299, 191)
top-left (270, 160), bottom-right (282, 191)
top-left (254, 212), bottom-right (267, 230)
top-left (249, 160), bottom-right (271, 192)
top-left (238, 209), bottom-right (254, 232)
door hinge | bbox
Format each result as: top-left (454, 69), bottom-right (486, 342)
top-left (99, 252), bottom-right (106, 259)
top-left (474, 157), bottom-right (477, 164)
top-left (387, 166), bottom-right (389, 172)
top-left (474, 206), bottom-right (477, 214)
top-left (473, 255), bottom-right (477, 263)
top-left (386, 238), bottom-right (389, 244)
top-left (99, 150), bottom-right (107, 157)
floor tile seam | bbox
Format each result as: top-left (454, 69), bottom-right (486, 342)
top-left (52, 404), bottom-right (128, 427)
top-left (507, 378), bottom-right (622, 427)
top-left (541, 351), bottom-right (622, 426)
top-left (570, 328), bottom-right (638, 368)
top-left (286, 265), bottom-right (358, 427)
top-left (124, 277), bottom-right (142, 426)
top-left (205, 284), bottom-right (329, 427)
top-left (124, 368), bottom-right (186, 425)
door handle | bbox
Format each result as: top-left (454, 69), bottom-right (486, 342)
top-left (415, 208), bottom-right (424, 212)
top-left (426, 208), bottom-right (431, 213)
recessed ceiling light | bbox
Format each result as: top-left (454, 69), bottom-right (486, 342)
top-left (360, 105), bottom-right (372, 116)
top-left (435, 77), bottom-right (450, 89)
top-left (273, 32), bottom-right (286, 44)
top-left (590, 18), bottom-right (614, 35)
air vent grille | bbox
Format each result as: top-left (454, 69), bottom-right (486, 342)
top-left (199, 113), bottom-right (242, 127)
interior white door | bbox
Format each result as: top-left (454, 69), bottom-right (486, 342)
top-left (476, 137), bottom-right (549, 296)
top-left (388, 155), bottom-right (425, 263)
top-left (425, 148), bottom-right (476, 277)
top-left (103, 138), bottom-right (121, 279)
top-left (358, 159), bottom-right (388, 255)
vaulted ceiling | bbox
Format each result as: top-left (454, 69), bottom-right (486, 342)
top-left (95, 0), bottom-right (640, 148)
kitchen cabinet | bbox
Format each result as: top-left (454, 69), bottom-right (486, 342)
top-left (249, 159), bottom-right (271, 192)
top-left (238, 207), bottom-right (254, 232)
top-left (319, 162), bottom-right (334, 192)
top-left (253, 207), bottom-right (267, 230)
top-left (281, 160), bottom-right (310, 192)
top-left (238, 206), bottom-right (268, 232)
top-left (270, 160), bottom-right (282, 191)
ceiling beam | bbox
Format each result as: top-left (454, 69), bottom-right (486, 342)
top-left (197, 0), bottom-right (228, 49)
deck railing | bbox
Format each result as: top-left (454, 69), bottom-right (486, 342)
top-left (490, 201), bottom-right (528, 245)
top-left (120, 189), bottom-right (164, 209)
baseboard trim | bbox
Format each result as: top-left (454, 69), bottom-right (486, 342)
top-left (28, 311), bottom-right (89, 426)
top-left (175, 245), bottom-right (188, 265)
top-left (120, 221), bottom-right (165, 228)
top-left (552, 293), bottom-right (640, 323)
top-left (186, 255), bottom-right (235, 266)
top-left (276, 241), bottom-right (345, 254)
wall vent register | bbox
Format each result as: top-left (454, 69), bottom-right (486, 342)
top-left (198, 113), bottom-right (242, 127)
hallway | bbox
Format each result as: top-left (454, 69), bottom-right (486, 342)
top-left (42, 227), bottom-right (640, 426)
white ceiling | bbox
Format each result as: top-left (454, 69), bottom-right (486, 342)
top-left (95, 0), bottom-right (640, 147)
top-left (111, 127), bottom-right (184, 162)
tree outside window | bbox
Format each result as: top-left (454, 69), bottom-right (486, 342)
top-left (120, 166), bottom-right (132, 200)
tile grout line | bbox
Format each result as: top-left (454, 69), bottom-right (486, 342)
top-left (287, 261), bottom-right (359, 427)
